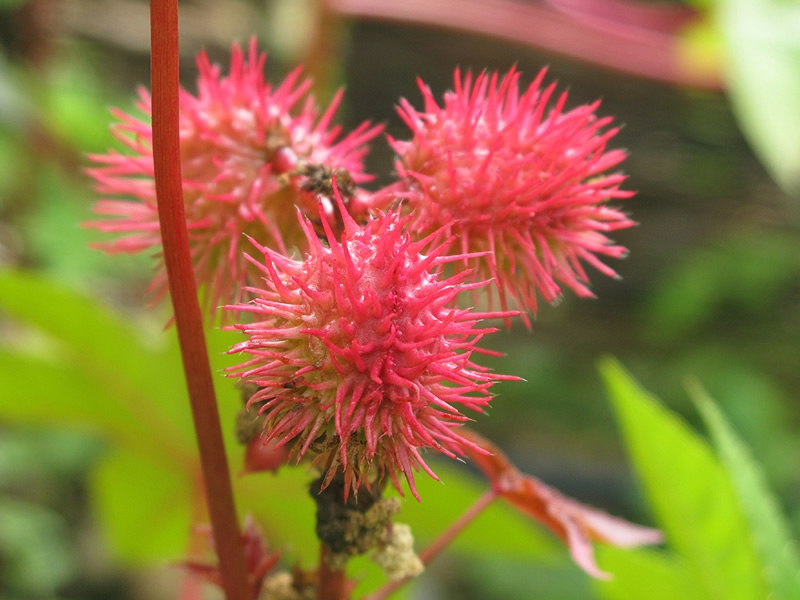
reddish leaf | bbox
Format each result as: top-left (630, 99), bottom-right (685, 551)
top-left (460, 429), bottom-right (663, 577)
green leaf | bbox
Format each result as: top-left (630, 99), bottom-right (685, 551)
top-left (42, 50), bottom-right (127, 155)
top-left (91, 448), bottom-right (195, 563)
top-left (24, 165), bottom-right (150, 281)
top-left (644, 231), bottom-right (800, 341)
top-left (0, 499), bottom-right (77, 595)
top-left (688, 381), bottom-right (800, 600)
top-left (717, 0), bottom-right (800, 194)
top-left (395, 460), bottom-right (559, 560)
top-left (594, 546), bottom-right (704, 600)
top-left (236, 460), bottom-right (559, 600)
top-left (233, 467), bottom-right (319, 563)
top-left (0, 427), bottom-right (103, 483)
top-left (461, 555), bottom-right (593, 599)
top-left (0, 348), bottom-right (165, 458)
top-left (0, 269), bottom-right (195, 459)
top-left (599, 357), bottom-right (766, 600)
top-left (0, 270), bottom-right (559, 572)
top-left (233, 458), bottom-right (560, 569)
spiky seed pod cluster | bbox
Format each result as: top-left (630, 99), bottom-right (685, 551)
top-left (87, 42), bottom-right (666, 583)
top-left (86, 39), bottom-right (381, 318)
top-left (387, 67), bottom-right (635, 324)
top-left (87, 43), bottom-right (636, 503)
top-left (226, 198), bottom-right (518, 500)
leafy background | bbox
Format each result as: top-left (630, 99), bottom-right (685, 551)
top-left (0, 0), bottom-right (798, 598)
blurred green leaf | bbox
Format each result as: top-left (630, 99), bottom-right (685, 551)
top-left (599, 357), bottom-right (766, 600)
top-left (233, 467), bottom-right (318, 563)
top-left (233, 458), bottom-right (560, 571)
top-left (0, 427), bottom-right (103, 483)
top-left (91, 448), bottom-right (194, 563)
top-left (594, 546), bottom-right (703, 600)
top-left (644, 231), bottom-right (800, 341)
top-left (207, 325), bottom-right (253, 456)
top-left (348, 554), bottom-right (414, 600)
top-left (0, 131), bottom-right (31, 211)
top-left (237, 460), bottom-right (560, 600)
top-left (0, 271), bottom-right (559, 572)
top-left (0, 499), bottom-right (77, 596)
top-left (717, 0), bottom-right (800, 194)
top-left (462, 555), bottom-right (593, 599)
top-left (396, 460), bottom-right (558, 560)
top-left (42, 49), bottom-right (125, 155)
top-left (0, 347), bottom-right (163, 459)
top-left (667, 349), bottom-right (798, 491)
top-left (0, 269), bottom-right (195, 457)
top-left (0, 61), bottom-right (34, 133)
top-left (689, 381), bottom-right (800, 600)
top-left (24, 165), bottom-right (150, 282)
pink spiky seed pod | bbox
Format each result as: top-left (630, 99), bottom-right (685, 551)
top-left (388, 67), bottom-right (635, 326)
top-left (226, 187), bottom-right (518, 500)
top-left (86, 39), bottom-right (382, 320)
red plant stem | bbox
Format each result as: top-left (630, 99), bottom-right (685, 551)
top-left (149, 3), bottom-right (251, 600)
top-left (318, 544), bottom-right (348, 600)
top-left (326, 0), bottom-right (722, 90)
top-left (418, 488), bottom-right (498, 564)
top-left (363, 488), bottom-right (498, 600)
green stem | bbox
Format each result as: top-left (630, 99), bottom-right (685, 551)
top-left (148, 2), bottom-right (250, 599)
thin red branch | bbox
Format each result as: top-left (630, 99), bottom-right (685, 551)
top-left (363, 489), bottom-right (498, 600)
top-left (326, 0), bottom-right (722, 90)
top-left (417, 488), bottom-right (498, 565)
top-left (148, 2), bottom-right (251, 600)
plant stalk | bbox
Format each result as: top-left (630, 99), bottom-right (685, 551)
top-left (149, 2), bottom-right (251, 599)
top-left (318, 544), bottom-right (348, 600)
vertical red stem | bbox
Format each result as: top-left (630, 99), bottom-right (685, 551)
top-left (318, 544), bottom-right (348, 600)
top-left (148, 3), bottom-right (251, 600)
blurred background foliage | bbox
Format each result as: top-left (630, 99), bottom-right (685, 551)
top-left (0, 0), bottom-right (798, 598)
